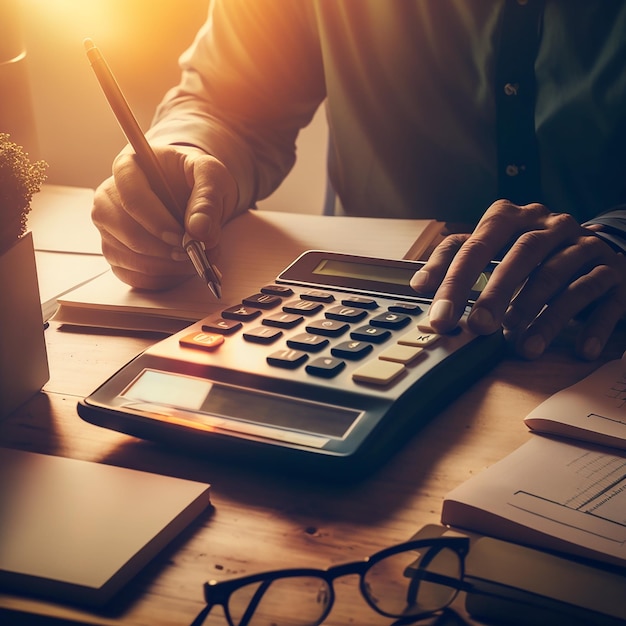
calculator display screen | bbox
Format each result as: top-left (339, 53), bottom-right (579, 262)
top-left (312, 259), bottom-right (413, 287)
top-left (121, 369), bottom-right (359, 439)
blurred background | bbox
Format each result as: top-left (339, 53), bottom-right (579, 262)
top-left (1, 0), bottom-right (326, 213)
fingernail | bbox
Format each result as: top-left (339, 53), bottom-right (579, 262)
top-left (503, 305), bottom-right (522, 330)
top-left (523, 335), bottom-right (545, 359)
top-left (429, 299), bottom-right (454, 324)
top-left (162, 231), bottom-right (182, 246)
top-left (171, 248), bottom-right (188, 262)
top-left (187, 212), bottom-right (212, 238)
top-left (582, 337), bottom-right (602, 361)
top-left (410, 269), bottom-right (429, 291)
top-left (468, 307), bottom-right (496, 333)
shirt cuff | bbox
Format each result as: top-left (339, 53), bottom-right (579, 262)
top-left (583, 207), bottom-right (626, 253)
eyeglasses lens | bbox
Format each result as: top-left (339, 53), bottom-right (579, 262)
top-left (362, 546), bottom-right (462, 617)
top-left (227, 576), bottom-right (331, 626)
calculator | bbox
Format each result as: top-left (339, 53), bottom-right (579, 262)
top-left (78, 251), bottom-right (504, 479)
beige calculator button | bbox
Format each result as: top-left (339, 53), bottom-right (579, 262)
top-left (378, 344), bottom-right (424, 364)
top-left (352, 359), bottom-right (405, 385)
top-left (179, 331), bottom-right (225, 351)
top-left (397, 330), bottom-right (441, 348)
top-left (416, 320), bottom-right (436, 333)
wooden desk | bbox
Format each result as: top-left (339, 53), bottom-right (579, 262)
top-left (1, 321), bottom-right (623, 625)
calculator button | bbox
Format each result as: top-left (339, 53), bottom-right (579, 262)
top-left (388, 302), bottom-right (423, 315)
top-left (416, 320), bottom-right (437, 333)
top-left (378, 344), bottom-right (424, 365)
top-left (305, 319), bottom-right (350, 337)
top-left (300, 290), bottom-right (335, 302)
top-left (262, 312), bottom-right (304, 329)
top-left (331, 340), bottom-right (373, 360)
top-left (325, 305), bottom-right (368, 323)
top-left (243, 293), bottom-right (282, 309)
top-left (201, 318), bottom-right (242, 335)
top-left (222, 305), bottom-right (262, 321)
top-left (341, 296), bottom-right (378, 309)
top-left (306, 357), bottom-right (346, 378)
top-left (287, 333), bottom-right (329, 352)
top-left (350, 325), bottom-right (392, 343)
top-left (267, 348), bottom-right (308, 369)
top-left (243, 326), bottom-right (283, 344)
top-left (397, 330), bottom-right (441, 348)
top-left (369, 312), bottom-right (411, 330)
top-left (179, 331), bottom-right (225, 351)
top-left (416, 319), bottom-right (461, 334)
top-left (261, 284), bottom-right (294, 297)
top-left (283, 300), bottom-right (324, 315)
top-left (352, 360), bottom-right (406, 385)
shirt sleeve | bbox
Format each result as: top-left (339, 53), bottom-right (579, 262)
top-left (145, 0), bottom-right (325, 215)
top-left (583, 207), bottom-right (626, 253)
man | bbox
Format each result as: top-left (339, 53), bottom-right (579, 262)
top-left (92, 0), bottom-right (626, 360)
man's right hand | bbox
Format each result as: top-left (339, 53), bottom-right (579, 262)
top-left (91, 145), bottom-right (238, 291)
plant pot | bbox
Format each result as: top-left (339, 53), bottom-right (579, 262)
top-left (0, 231), bottom-right (49, 418)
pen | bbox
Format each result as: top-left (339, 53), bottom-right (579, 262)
top-left (83, 38), bottom-right (221, 299)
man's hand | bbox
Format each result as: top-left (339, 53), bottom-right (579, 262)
top-left (410, 200), bottom-right (626, 360)
top-left (92, 145), bottom-right (238, 291)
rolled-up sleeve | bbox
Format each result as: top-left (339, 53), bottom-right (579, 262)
top-left (146, 0), bottom-right (325, 214)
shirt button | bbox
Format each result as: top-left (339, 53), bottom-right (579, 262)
top-left (504, 83), bottom-right (519, 96)
top-left (506, 164), bottom-right (520, 177)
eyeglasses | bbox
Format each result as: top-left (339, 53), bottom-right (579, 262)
top-left (189, 536), bottom-right (470, 626)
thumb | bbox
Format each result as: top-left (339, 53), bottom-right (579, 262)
top-left (185, 155), bottom-right (238, 250)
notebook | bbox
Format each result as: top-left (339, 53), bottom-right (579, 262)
top-left (0, 448), bottom-right (211, 606)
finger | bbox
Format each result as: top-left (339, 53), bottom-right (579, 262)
top-left (185, 156), bottom-right (239, 250)
top-left (503, 234), bottom-right (610, 332)
top-left (101, 233), bottom-right (194, 290)
top-left (514, 262), bottom-right (621, 360)
top-left (113, 153), bottom-right (185, 245)
top-left (426, 201), bottom-right (535, 332)
top-left (409, 233), bottom-right (469, 294)
top-left (100, 231), bottom-right (193, 276)
top-left (576, 257), bottom-right (626, 360)
top-left (467, 211), bottom-right (582, 334)
top-left (93, 180), bottom-right (183, 261)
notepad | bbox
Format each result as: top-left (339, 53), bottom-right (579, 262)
top-left (0, 448), bottom-right (212, 606)
top-left (53, 210), bottom-right (443, 333)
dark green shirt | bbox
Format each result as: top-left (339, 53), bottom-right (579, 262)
top-left (149, 0), bottom-right (626, 230)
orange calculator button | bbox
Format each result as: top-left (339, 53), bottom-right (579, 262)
top-left (179, 331), bottom-right (225, 351)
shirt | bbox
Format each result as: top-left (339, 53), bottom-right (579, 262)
top-left (147, 0), bottom-right (626, 237)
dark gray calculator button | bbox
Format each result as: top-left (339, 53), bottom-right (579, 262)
top-left (306, 357), bottom-right (346, 378)
top-left (262, 313), bottom-right (303, 329)
top-left (283, 300), bottom-right (324, 315)
top-left (287, 333), bottom-right (329, 352)
top-left (261, 284), bottom-right (294, 297)
top-left (267, 348), bottom-right (308, 368)
top-left (305, 319), bottom-right (349, 337)
top-left (202, 318), bottom-right (242, 335)
top-left (243, 293), bottom-right (282, 309)
top-left (388, 302), bottom-right (423, 314)
top-left (325, 305), bottom-right (368, 323)
top-left (341, 296), bottom-right (378, 309)
top-left (331, 340), bottom-right (373, 360)
top-left (350, 325), bottom-right (392, 343)
top-left (369, 312), bottom-right (411, 330)
top-left (243, 326), bottom-right (283, 344)
top-left (300, 290), bottom-right (335, 302)
top-left (222, 305), bottom-right (262, 321)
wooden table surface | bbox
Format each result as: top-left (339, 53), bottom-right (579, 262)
top-left (1, 320), bottom-right (623, 626)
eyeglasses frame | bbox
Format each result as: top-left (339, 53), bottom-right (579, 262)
top-left (191, 536), bottom-right (470, 626)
